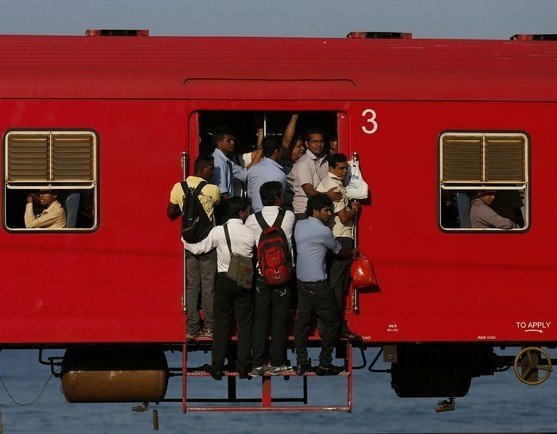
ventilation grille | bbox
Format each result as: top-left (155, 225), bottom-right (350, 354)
top-left (7, 133), bottom-right (95, 182)
top-left (485, 137), bottom-right (525, 182)
top-left (52, 135), bottom-right (94, 181)
top-left (442, 137), bottom-right (482, 181)
top-left (442, 134), bottom-right (526, 183)
top-left (7, 135), bottom-right (49, 181)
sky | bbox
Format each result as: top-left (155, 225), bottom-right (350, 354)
top-left (0, 0), bottom-right (556, 39)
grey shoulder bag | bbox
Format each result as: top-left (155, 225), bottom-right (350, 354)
top-left (224, 224), bottom-right (253, 289)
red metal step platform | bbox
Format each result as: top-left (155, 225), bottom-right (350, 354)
top-left (181, 338), bottom-right (353, 413)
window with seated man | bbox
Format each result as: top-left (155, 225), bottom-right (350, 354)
top-left (4, 130), bottom-right (98, 231)
top-left (439, 131), bottom-right (528, 231)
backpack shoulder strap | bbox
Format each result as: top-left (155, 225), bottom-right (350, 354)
top-left (223, 224), bottom-right (233, 255)
top-left (180, 181), bottom-right (189, 195)
top-left (272, 208), bottom-right (286, 228)
top-left (192, 181), bottom-right (207, 197)
top-left (255, 211), bottom-right (270, 231)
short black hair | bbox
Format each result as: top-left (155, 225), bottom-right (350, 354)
top-left (286, 135), bottom-right (304, 161)
top-left (260, 181), bottom-right (283, 207)
top-left (223, 196), bottom-right (248, 221)
top-left (38, 189), bottom-right (58, 196)
top-left (194, 155), bottom-right (214, 174)
top-left (261, 135), bottom-right (282, 158)
top-left (328, 153), bottom-right (347, 169)
top-left (304, 128), bottom-right (325, 142)
top-left (306, 193), bottom-right (333, 217)
top-left (212, 127), bottom-right (234, 147)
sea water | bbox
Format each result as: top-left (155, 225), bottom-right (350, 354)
top-left (0, 348), bottom-right (555, 433)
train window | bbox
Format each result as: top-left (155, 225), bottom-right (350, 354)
top-left (3, 130), bottom-right (98, 231)
top-left (439, 132), bottom-right (528, 231)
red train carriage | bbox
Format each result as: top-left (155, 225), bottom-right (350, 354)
top-left (1, 30), bottom-right (556, 412)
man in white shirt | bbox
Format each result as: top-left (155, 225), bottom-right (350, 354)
top-left (245, 182), bottom-right (295, 376)
top-left (183, 197), bottom-right (255, 380)
top-left (292, 128), bottom-right (341, 219)
top-left (317, 153), bottom-right (361, 339)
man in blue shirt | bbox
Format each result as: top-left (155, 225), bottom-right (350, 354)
top-left (294, 193), bottom-right (357, 376)
top-left (247, 136), bottom-right (287, 212)
top-left (211, 127), bottom-right (247, 200)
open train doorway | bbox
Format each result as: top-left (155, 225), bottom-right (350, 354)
top-left (197, 111), bottom-right (339, 161)
top-left (180, 109), bottom-right (345, 357)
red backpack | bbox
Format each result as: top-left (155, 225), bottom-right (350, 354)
top-left (255, 209), bottom-right (291, 286)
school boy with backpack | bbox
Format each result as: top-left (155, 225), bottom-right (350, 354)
top-left (245, 181), bottom-right (295, 376)
top-left (167, 156), bottom-right (220, 339)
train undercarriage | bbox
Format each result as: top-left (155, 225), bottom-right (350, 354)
top-left (27, 341), bottom-right (554, 416)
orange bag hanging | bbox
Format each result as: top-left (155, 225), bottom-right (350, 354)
top-left (350, 251), bottom-right (379, 289)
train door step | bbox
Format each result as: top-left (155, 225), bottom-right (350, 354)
top-left (181, 341), bottom-right (353, 413)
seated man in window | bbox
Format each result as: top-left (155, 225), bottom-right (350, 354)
top-left (470, 190), bottom-right (515, 229)
top-left (24, 188), bottom-right (67, 229)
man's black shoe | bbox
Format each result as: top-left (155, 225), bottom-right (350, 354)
top-left (203, 363), bottom-right (223, 381)
top-left (341, 330), bottom-right (362, 340)
top-left (296, 361), bottom-right (312, 375)
top-left (341, 325), bottom-right (361, 340)
top-left (238, 368), bottom-right (250, 379)
top-left (315, 364), bottom-right (344, 376)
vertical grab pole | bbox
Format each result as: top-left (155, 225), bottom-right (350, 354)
top-left (351, 152), bottom-right (360, 314)
top-left (263, 112), bottom-right (267, 137)
top-left (352, 213), bottom-right (360, 314)
top-left (182, 151), bottom-right (189, 314)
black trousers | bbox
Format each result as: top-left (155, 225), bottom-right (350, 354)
top-left (212, 273), bottom-right (254, 371)
top-left (328, 236), bottom-right (354, 325)
top-left (251, 276), bottom-right (291, 367)
top-left (294, 280), bottom-right (340, 366)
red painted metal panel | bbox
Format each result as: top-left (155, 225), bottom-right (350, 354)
top-left (0, 35), bottom-right (555, 101)
top-left (345, 100), bottom-right (557, 343)
top-left (0, 35), bottom-right (556, 347)
top-left (0, 100), bottom-right (188, 343)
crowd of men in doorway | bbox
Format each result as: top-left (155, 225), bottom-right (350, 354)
top-left (167, 117), bottom-right (361, 380)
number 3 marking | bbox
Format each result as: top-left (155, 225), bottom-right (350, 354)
top-left (361, 108), bottom-right (378, 135)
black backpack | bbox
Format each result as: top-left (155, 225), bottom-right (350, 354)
top-left (181, 180), bottom-right (213, 243)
